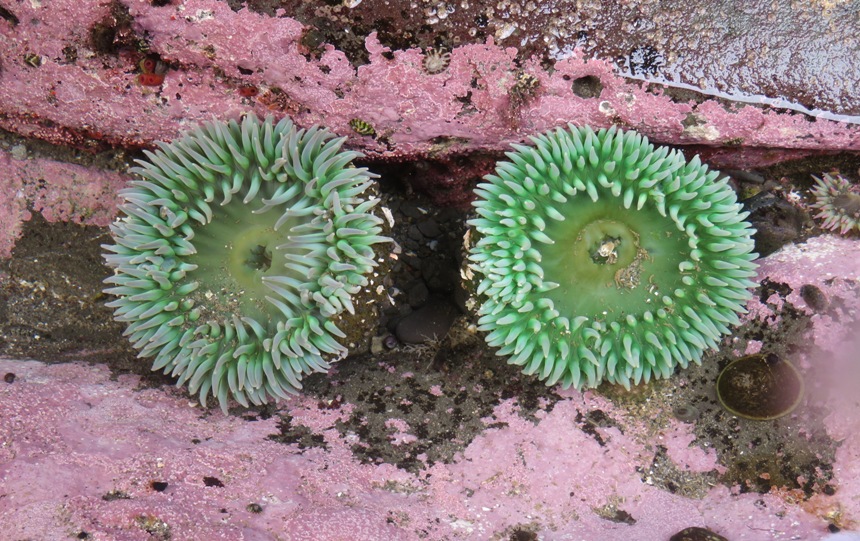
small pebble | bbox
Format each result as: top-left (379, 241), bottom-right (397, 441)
top-left (395, 298), bottom-right (458, 344)
top-left (417, 219), bottom-right (441, 238)
top-left (383, 334), bottom-right (399, 349)
top-left (400, 202), bottom-right (425, 219)
top-left (370, 335), bottom-right (385, 355)
top-left (672, 404), bottom-right (700, 422)
top-left (407, 281), bottom-right (429, 307)
top-left (10, 144), bottom-right (27, 160)
top-left (407, 224), bottom-right (424, 241)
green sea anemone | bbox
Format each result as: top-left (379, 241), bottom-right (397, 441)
top-left (467, 125), bottom-right (758, 390)
top-left (810, 172), bottom-right (860, 235)
top-left (103, 114), bottom-right (388, 411)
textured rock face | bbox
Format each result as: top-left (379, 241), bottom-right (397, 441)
top-left (0, 152), bottom-right (125, 257)
top-left (260, 0), bottom-right (860, 118)
top-left (1, 0), bottom-right (858, 258)
top-left (1, 231), bottom-right (858, 540)
top-left (0, 0), bottom-right (858, 158)
top-left (1, 2), bottom-right (860, 539)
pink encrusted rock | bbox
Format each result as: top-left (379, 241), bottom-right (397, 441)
top-left (4, 226), bottom-right (860, 538)
top-left (0, 0), bottom-right (858, 156)
top-left (0, 357), bottom-right (844, 540)
top-left (1, 0), bottom-right (859, 537)
top-left (0, 150), bottom-right (125, 257)
top-left (0, 0), bottom-right (857, 254)
top-left (661, 422), bottom-right (722, 474)
top-left (385, 418), bottom-right (419, 446)
top-left (1, 235), bottom-right (850, 539)
top-left (752, 235), bottom-right (860, 350)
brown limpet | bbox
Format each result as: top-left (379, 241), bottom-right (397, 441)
top-left (716, 353), bottom-right (803, 420)
top-left (670, 526), bottom-right (728, 541)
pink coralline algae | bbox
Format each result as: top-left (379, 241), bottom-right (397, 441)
top-left (1, 0), bottom-right (860, 537)
top-left (0, 151), bottom-right (125, 257)
top-left (0, 357), bottom-right (848, 540)
top-left (753, 235), bottom-right (860, 348)
top-left (1, 234), bottom-right (859, 538)
top-left (0, 0), bottom-right (858, 157)
top-left (0, 0), bottom-right (858, 252)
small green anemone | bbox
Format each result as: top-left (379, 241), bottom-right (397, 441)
top-left (103, 114), bottom-right (389, 411)
top-left (468, 125), bottom-right (758, 390)
top-left (810, 172), bottom-right (860, 235)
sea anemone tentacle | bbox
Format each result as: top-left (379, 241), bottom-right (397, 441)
top-left (467, 125), bottom-right (758, 389)
top-left (103, 114), bottom-right (389, 412)
top-left (809, 172), bottom-right (860, 235)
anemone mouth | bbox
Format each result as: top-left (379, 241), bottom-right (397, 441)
top-left (541, 201), bottom-right (689, 318)
top-left (468, 125), bottom-right (759, 390)
top-left (103, 114), bottom-right (389, 411)
top-left (185, 186), bottom-right (309, 324)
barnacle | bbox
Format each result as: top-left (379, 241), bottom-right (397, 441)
top-left (23, 53), bottom-right (43, 67)
top-left (468, 125), bottom-right (758, 389)
top-left (422, 47), bottom-right (451, 75)
top-left (810, 172), bottom-right (860, 235)
top-left (103, 114), bottom-right (389, 411)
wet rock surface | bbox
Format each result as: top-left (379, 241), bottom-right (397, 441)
top-left (2, 0), bottom-right (859, 166)
top-left (282, 328), bottom-right (561, 473)
top-left (394, 297), bottom-right (459, 344)
top-left (744, 189), bottom-right (810, 257)
top-left (246, 0), bottom-right (860, 117)
top-left (1, 108), bottom-right (859, 538)
top-left (1, 1), bottom-right (860, 537)
top-left (0, 214), bottom-right (135, 367)
top-left (661, 277), bottom-right (848, 497)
